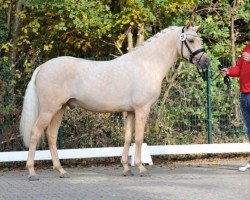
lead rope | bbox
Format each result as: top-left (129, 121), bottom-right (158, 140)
top-left (196, 65), bottom-right (207, 81)
top-left (217, 65), bottom-right (231, 95)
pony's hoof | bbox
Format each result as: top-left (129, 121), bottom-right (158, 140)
top-left (139, 171), bottom-right (151, 177)
top-left (60, 172), bottom-right (70, 178)
top-left (123, 169), bottom-right (134, 176)
top-left (28, 175), bottom-right (39, 181)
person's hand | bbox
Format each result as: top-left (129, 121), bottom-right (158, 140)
top-left (220, 68), bottom-right (229, 77)
top-left (243, 52), bottom-right (250, 62)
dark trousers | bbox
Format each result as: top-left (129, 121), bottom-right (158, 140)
top-left (240, 93), bottom-right (250, 142)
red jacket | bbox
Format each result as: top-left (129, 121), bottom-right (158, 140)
top-left (228, 43), bottom-right (250, 93)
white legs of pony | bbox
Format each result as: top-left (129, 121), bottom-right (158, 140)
top-left (23, 108), bottom-right (150, 180)
top-left (20, 72), bottom-right (151, 180)
top-left (121, 108), bottom-right (150, 176)
top-left (134, 108), bottom-right (150, 176)
top-left (26, 107), bottom-right (69, 181)
top-left (121, 112), bottom-right (135, 176)
top-left (46, 106), bottom-right (69, 178)
top-left (20, 69), bottom-right (69, 181)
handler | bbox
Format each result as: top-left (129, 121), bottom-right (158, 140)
top-left (221, 42), bottom-right (250, 172)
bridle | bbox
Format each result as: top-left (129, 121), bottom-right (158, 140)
top-left (180, 26), bottom-right (206, 65)
top-left (180, 26), bottom-right (207, 80)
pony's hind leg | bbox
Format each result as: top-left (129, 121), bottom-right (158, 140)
top-left (27, 111), bottom-right (56, 181)
top-left (121, 112), bottom-right (135, 176)
top-left (46, 106), bottom-right (69, 178)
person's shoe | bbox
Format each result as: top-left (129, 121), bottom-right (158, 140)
top-left (238, 162), bottom-right (250, 172)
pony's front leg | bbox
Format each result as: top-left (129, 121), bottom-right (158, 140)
top-left (134, 107), bottom-right (150, 176)
top-left (121, 112), bottom-right (135, 176)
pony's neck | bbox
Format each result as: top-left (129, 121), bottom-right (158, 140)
top-left (130, 27), bottom-right (180, 81)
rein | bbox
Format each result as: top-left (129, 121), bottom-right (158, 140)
top-left (211, 65), bottom-right (231, 95)
top-left (218, 65), bottom-right (231, 94)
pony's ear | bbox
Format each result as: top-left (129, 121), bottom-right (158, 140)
top-left (193, 25), bottom-right (201, 32)
top-left (185, 22), bottom-right (193, 30)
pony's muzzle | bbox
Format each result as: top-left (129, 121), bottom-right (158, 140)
top-left (199, 56), bottom-right (210, 68)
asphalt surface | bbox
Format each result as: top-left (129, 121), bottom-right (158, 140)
top-left (0, 160), bottom-right (250, 200)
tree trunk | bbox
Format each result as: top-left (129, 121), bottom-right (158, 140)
top-left (230, 0), bottom-right (236, 67)
top-left (0, 76), bottom-right (7, 102)
top-left (230, 0), bottom-right (241, 123)
top-left (136, 24), bottom-right (144, 47)
top-left (9, 0), bottom-right (22, 66)
top-left (123, 27), bottom-right (134, 121)
top-left (127, 27), bottom-right (133, 52)
top-left (7, 0), bottom-right (14, 33)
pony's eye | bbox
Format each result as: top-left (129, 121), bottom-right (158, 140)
top-left (189, 39), bottom-right (194, 43)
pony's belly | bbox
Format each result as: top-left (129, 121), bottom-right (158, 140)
top-left (67, 98), bottom-right (133, 112)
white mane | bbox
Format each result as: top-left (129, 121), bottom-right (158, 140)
top-left (132, 26), bottom-right (179, 51)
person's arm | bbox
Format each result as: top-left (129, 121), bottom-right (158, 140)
top-left (228, 56), bottom-right (243, 77)
top-left (221, 44), bottom-right (249, 77)
top-left (221, 56), bottom-right (243, 77)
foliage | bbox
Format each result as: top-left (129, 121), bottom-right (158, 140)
top-left (0, 0), bottom-right (249, 151)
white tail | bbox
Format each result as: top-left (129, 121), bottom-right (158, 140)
top-left (20, 67), bottom-right (40, 148)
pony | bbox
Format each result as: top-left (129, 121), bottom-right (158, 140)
top-left (20, 25), bottom-right (210, 180)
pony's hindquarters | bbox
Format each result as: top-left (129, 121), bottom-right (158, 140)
top-left (20, 67), bottom-right (40, 148)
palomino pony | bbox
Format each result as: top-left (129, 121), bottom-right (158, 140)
top-left (20, 25), bottom-right (210, 181)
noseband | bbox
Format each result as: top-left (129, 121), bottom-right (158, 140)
top-left (180, 27), bottom-right (205, 64)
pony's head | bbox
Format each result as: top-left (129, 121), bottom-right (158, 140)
top-left (177, 25), bottom-right (210, 68)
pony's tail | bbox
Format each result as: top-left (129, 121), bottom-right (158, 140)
top-left (20, 67), bottom-right (41, 148)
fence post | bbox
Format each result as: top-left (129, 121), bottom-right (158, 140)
top-left (206, 66), bottom-right (212, 144)
top-left (58, 126), bottom-right (63, 163)
top-left (58, 126), bottom-right (63, 149)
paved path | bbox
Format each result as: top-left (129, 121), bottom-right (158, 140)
top-left (0, 161), bottom-right (249, 200)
